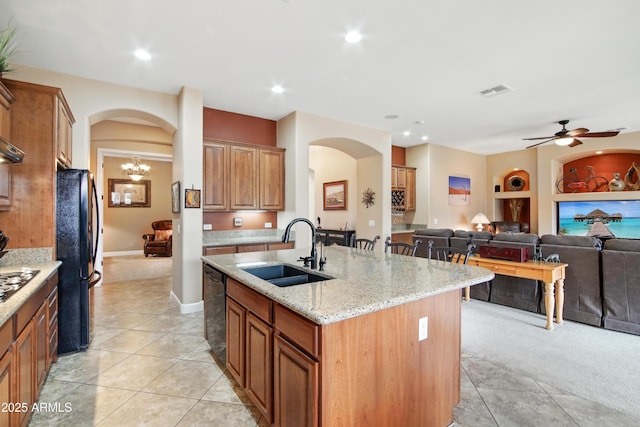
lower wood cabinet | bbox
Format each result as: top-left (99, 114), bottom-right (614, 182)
top-left (225, 278), bottom-right (319, 426)
top-left (203, 241), bottom-right (294, 256)
top-left (0, 346), bottom-right (13, 427)
top-left (273, 334), bottom-right (319, 427)
top-left (0, 270), bottom-right (59, 427)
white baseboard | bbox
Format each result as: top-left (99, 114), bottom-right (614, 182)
top-left (170, 291), bottom-right (204, 314)
top-left (103, 250), bottom-right (144, 257)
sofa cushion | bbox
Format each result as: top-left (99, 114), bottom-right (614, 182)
top-left (454, 230), bottom-right (493, 240)
top-left (540, 234), bottom-right (602, 249)
top-left (413, 228), bottom-right (454, 237)
top-left (491, 233), bottom-right (539, 245)
top-left (603, 238), bottom-right (640, 252)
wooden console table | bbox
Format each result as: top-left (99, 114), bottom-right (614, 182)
top-left (467, 256), bottom-right (568, 331)
top-left (316, 228), bottom-right (355, 247)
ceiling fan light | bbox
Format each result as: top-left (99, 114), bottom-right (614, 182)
top-left (555, 136), bottom-right (574, 146)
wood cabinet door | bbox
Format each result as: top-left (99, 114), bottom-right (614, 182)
top-left (15, 318), bottom-right (35, 427)
top-left (35, 303), bottom-right (47, 395)
top-left (273, 334), bottom-right (318, 427)
top-left (0, 81), bottom-right (14, 142)
top-left (226, 297), bottom-right (245, 387)
top-left (236, 244), bottom-right (267, 253)
top-left (245, 313), bottom-right (273, 423)
top-left (203, 142), bottom-right (229, 210)
top-left (204, 246), bottom-right (236, 256)
top-left (56, 99), bottom-right (73, 168)
top-left (0, 164), bottom-right (10, 211)
top-left (259, 149), bottom-right (285, 210)
top-left (230, 145), bottom-right (258, 210)
top-left (396, 167), bottom-right (407, 189)
top-left (405, 168), bottom-right (416, 211)
top-left (0, 346), bottom-right (14, 427)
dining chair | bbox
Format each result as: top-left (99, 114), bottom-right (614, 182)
top-left (427, 240), bottom-right (476, 300)
top-left (350, 235), bottom-right (380, 251)
top-left (384, 236), bottom-right (421, 257)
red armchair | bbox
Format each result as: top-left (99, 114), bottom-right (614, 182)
top-left (143, 220), bottom-right (173, 257)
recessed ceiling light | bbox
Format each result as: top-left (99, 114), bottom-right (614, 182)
top-left (271, 85), bottom-right (284, 94)
top-left (134, 49), bottom-right (152, 61)
top-left (345, 30), bottom-right (362, 43)
top-left (403, 130), bottom-right (411, 137)
top-left (385, 114), bottom-right (399, 120)
top-left (595, 150), bottom-right (604, 155)
top-left (421, 135), bottom-right (429, 141)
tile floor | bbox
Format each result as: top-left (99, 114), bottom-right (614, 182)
top-left (29, 256), bottom-right (640, 426)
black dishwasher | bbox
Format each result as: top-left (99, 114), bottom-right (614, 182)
top-left (203, 264), bottom-right (227, 364)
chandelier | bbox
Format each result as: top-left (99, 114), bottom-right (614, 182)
top-left (121, 157), bottom-right (150, 181)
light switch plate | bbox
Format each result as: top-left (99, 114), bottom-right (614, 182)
top-left (418, 317), bottom-right (428, 341)
top-left (234, 217), bottom-right (242, 227)
top-left (203, 224), bottom-right (213, 230)
top-left (265, 222), bottom-right (272, 229)
top-left (368, 220), bottom-right (375, 227)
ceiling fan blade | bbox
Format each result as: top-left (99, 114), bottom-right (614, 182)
top-left (579, 131), bottom-right (620, 138)
top-left (526, 138), bottom-right (555, 149)
top-left (567, 127), bottom-right (589, 136)
top-left (522, 136), bottom-right (555, 141)
top-left (568, 138), bottom-right (583, 147)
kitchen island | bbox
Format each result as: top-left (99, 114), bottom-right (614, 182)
top-left (202, 245), bottom-right (493, 427)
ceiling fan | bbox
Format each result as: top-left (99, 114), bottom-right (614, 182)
top-left (523, 120), bottom-right (621, 149)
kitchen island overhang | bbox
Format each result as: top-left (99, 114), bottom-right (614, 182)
top-left (202, 245), bottom-right (494, 325)
top-left (202, 245), bottom-right (494, 427)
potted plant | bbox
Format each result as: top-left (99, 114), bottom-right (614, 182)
top-left (0, 19), bottom-right (17, 77)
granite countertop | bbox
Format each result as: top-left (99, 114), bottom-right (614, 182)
top-left (0, 262), bottom-right (62, 326)
top-left (202, 246), bottom-right (494, 325)
top-left (203, 234), bottom-right (285, 247)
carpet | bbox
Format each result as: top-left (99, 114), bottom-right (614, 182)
top-left (461, 299), bottom-right (640, 418)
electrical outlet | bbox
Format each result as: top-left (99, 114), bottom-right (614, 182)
top-left (234, 217), bottom-right (242, 227)
top-left (203, 224), bottom-right (213, 230)
top-left (418, 317), bottom-right (429, 341)
top-left (265, 222), bottom-right (272, 229)
top-left (368, 220), bottom-right (375, 227)
top-left (434, 218), bottom-right (438, 225)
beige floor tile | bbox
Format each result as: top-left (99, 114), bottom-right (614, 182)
top-left (48, 349), bottom-right (130, 383)
top-left (87, 354), bottom-right (177, 390)
top-left (201, 372), bottom-right (253, 406)
top-left (136, 332), bottom-right (206, 359)
top-left (176, 400), bottom-right (262, 427)
top-left (30, 384), bottom-right (136, 426)
top-left (96, 392), bottom-right (195, 427)
top-left (90, 329), bottom-right (166, 353)
top-left (143, 359), bottom-right (224, 399)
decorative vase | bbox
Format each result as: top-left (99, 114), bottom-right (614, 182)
top-left (609, 172), bottom-right (625, 191)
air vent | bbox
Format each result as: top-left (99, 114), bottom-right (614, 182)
top-left (479, 84), bottom-right (513, 97)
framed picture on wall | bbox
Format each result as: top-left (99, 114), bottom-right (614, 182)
top-left (323, 180), bottom-right (347, 210)
top-left (185, 188), bottom-right (201, 209)
top-left (108, 179), bottom-right (151, 207)
top-left (448, 176), bottom-right (470, 206)
top-left (171, 181), bottom-right (180, 213)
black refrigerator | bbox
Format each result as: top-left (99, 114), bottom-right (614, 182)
top-left (56, 169), bottom-right (102, 354)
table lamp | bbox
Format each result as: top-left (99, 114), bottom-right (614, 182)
top-left (471, 213), bottom-right (490, 232)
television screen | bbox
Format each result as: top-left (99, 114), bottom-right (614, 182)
top-left (557, 200), bottom-right (640, 239)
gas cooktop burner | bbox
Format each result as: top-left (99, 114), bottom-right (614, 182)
top-left (0, 269), bottom-right (40, 303)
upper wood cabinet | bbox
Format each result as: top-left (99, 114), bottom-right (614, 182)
top-left (203, 142), bottom-right (229, 210)
top-left (230, 145), bottom-right (259, 210)
top-left (0, 82), bottom-right (15, 212)
top-left (56, 98), bottom-right (74, 169)
top-left (259, 148), bottom-right (285, 211)
top-left (203, 139), bottom-right (285, 211)
top-left (391, 165), bottom-right (416, 211)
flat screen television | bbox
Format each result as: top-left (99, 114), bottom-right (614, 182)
top-left (557, 200), bottom-right (640, 239)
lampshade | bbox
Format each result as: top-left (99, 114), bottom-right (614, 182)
top-left (121, 157), bottom-right (150, 181)
top-left (471, 213), bottom-right (490, 232)
top-left (555, 136), bottom-right (574, 146)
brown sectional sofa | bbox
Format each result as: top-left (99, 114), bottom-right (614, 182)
top-left (538, 235), bottom-right (603, 326)
top-left (602, 238), bottom-right (640, 335)
top-left (450, 230), bottom-right (493, 301)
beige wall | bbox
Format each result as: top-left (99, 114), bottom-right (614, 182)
top-left (407, 143), bottom-right (487, 231)
top-left (309, 146), bottom-right (358, 230)
top-left (102, 157), bottom-right (172, 253)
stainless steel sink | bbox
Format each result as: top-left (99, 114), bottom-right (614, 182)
top-left (242, 264), bottom-right (334, 287)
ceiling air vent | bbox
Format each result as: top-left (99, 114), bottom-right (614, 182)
top-left (479, 84), bottom-right (513, 97)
